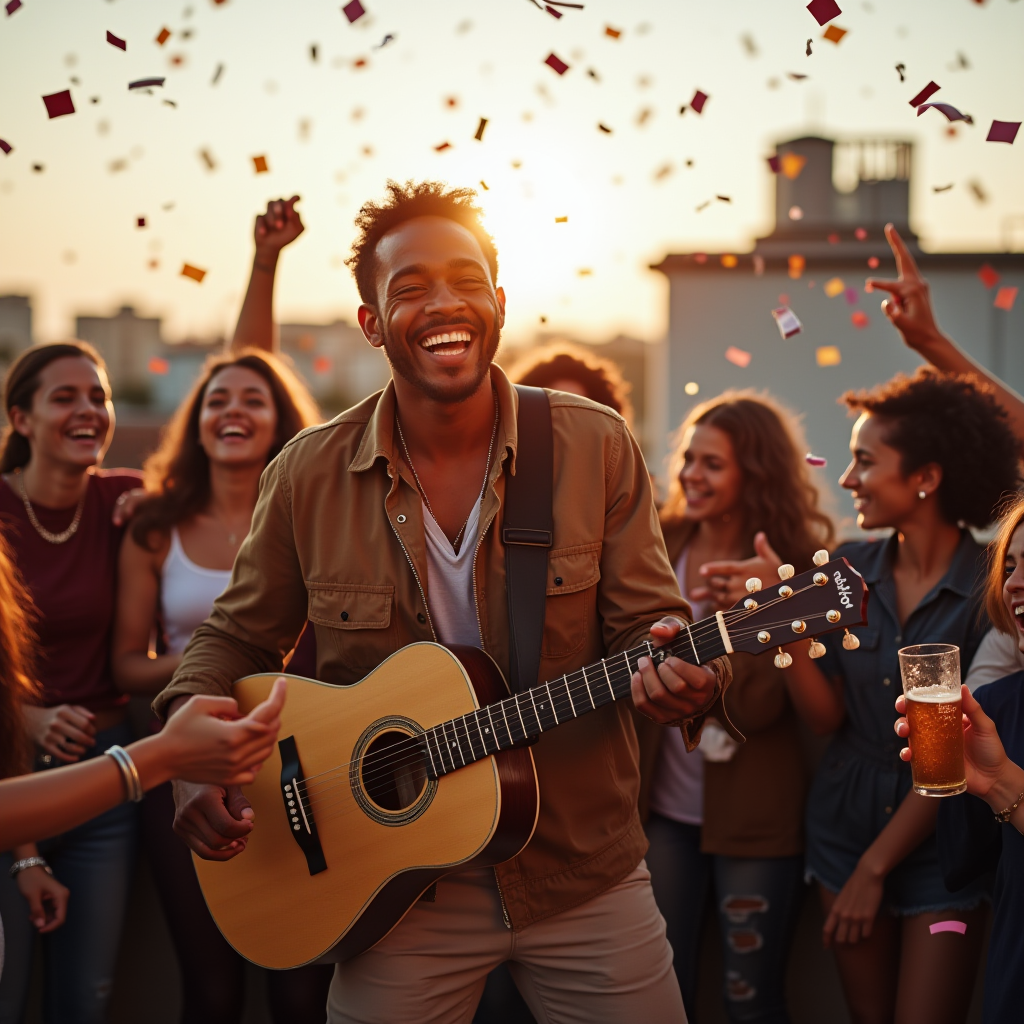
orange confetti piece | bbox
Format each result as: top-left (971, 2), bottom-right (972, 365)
top-left (822, 24), bottom-right (847, 44)
top-left (721, 255), bottom-right (738, 268)
top-left (788, 254), bottom-right (806, 279)
top-left (156, 27), bottom-right (171, 46)
top-left (148, 356), bottom-right (170, 375)
top-left (816, 346), bottom-right (842, 366)
top-left (434, 141), bottom-right (452, 152)
top-left (851, 311), bottom-right (869, 328)
top-left (252, 155), bottom-right (268, 173)
top-left (994, 286), bottom-right (1018, 311)
top-left (780, 153), bottom-right (807, 180)
top-left (725, 346), bottom-right (751, 368)
top-left (180, 263), bottom-right (206, 283)
top-left (313, 356), bottom-right (332, 374)
top-left (605, 25), bottom-right (622, 39)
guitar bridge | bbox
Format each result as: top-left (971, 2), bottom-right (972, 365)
top-left (278, 735), bottom-right (327, 875)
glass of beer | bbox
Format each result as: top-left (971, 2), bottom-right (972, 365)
top-left (898, 644), bottom-right (966, 797)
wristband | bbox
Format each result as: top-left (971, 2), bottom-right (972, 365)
top-left (9, 856), bottom-right (52, 878)
top-left (994, 790), bottom-right (1024, 823)
top-left (105, 745), bottom-right (144, 803)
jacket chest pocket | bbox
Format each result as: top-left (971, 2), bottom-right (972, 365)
top-left (542, 543), bottom-right (601, 659)
top-left (307, 583), bottom-right (396, 675)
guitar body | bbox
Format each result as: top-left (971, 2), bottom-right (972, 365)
top-left (194, 643), bottom-right (539, 969)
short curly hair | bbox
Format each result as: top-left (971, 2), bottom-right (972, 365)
top-left (842, 367), bottom-right (1021, 529)
top-left (346, 180), bottom-right (498, 304)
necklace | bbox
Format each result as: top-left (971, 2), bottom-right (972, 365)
top-left (395, 391), bottom-right (499, 556)
top-left (15, 469), bottom-right (87, 545)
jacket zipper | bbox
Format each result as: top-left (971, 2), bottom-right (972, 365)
top-left (494, 868), bottom-right (511, 929)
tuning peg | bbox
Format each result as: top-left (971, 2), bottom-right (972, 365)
top-left (813, 549), bottom-right (830, 567)
top-left (774, 648), bottom-right (793, 669)
top-left (746, 577), bottom-right (762, 593)
top-left (808, 640), bottom-right (826, 659)
top-left (842, 629), bottom-right (860, 651)
top-left (778, 564), bottom-right (795, 580)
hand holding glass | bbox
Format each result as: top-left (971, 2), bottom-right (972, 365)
top-left (898, 644), bottom-right (966, 797)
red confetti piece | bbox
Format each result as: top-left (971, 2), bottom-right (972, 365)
top-left (544, 53), bottom-right (569, 75)
top-left (917, 102), bottom-right (972, 124)
top-left (0, 139), bottom-right (11, 155)
top-left (854, 227), bottom-right (868, 240)
top-left (433, 141), bottom-right (452, 152)
top-left (136, 216), bottom-right (146, 228)
top-left (545, 5), bottom-right (562, 17)
top-left (148, 357), bottom-right (170, 375)
top-left (155, 27), bottom-right (171, 46)
top-left (978, 264), bottom-right (1001, 289)
top-left (851, 311), bottom-right (869, 328)
top-left (767, 155), bottom-right (780, 173)
top-left (908, 81), bottom-right (940, 107)
top-left (867, 256), bottom-right (879, 269)
top-left (43, 90), bottom-right (75, 119)
top-left (106, 30), bottom-right (127, 50)
top-left (313, 356), bottom-right (332, 375)
top-left (180, 263), bottom-right (207, 283)
top-left (691, 89), bottom-right (709, 114)
top-left (994, 287), bottom-right (1018, 311)
top-left (6, 0), bottom-right (22, 14)
top-left (827, 233), bottom-right (840, 244)
top-left (342, 0), bottom-right (365, 24)
top-left (806, 0), bottom-right (841, 26)
top-left (986, 120), bottom-right (1020, 145)
top-left (725, 346), bottom-right (752, 368)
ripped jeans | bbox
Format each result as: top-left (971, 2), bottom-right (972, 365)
top-left (646, 813), bottom-right (804, 1024)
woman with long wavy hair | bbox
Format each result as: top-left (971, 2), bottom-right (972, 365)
top-left (638, 389), bottom-right (833, 1024)
top-left (110, 349), bottom-right (331, 1024)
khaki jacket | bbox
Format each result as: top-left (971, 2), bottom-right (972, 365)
top-left (636, 519), bottom-right (807, 857)
top-left (155, 367), bottom-right (732, 928)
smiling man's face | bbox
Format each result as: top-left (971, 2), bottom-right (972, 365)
top-left (358, 215), bottom-right (505, 404)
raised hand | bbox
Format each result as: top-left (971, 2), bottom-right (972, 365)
top-left (254, 196), bottom-right (304, 258)
top-left (693, 531), bottom-right (784, 610)
top-left (865, 223), bottom-right (944, 351)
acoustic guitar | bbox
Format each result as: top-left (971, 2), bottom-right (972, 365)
top-left (195, 556), bottom-right (867, 969)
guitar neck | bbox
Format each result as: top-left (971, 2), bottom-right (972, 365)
top-left (421, 614), bottom-right (728, 779)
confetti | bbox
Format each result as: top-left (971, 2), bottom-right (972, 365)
top-left (605, 25), bottom-right (622, 39)
top-left (128, 77), bottom-right (165, 90)
top-left (597, 122), bottom-right (613, 133)
top-left (929, 921), bottom-right (967, 936)
top-left (994, 287), bottom-right (1018, 311)
top-left (690, 89), bottom-right (709, 114)
top-left (825, 277), bottom-right (845, 298)
top-left (545, 5), bottom-right (562, 18)
top-left (106, 30), bottom-right (127, 50)
top-left (787, 72), bottom-right (808, 81)
top-left (823, 24), bottom-right (847, 43)
top-left (433, 141), bottom-right (451, 152)
top-left (479, 180), bottom-right (489, 191)
top-left (375, 34), bottom-right (395, 49)
top-left (716, 195), bottom-right (732, 203)
top-left (0, 139), bottom-right (11, 155)
top-left (198, 148), bottom-right (216, 170)
top-left (252, 154), bottom-right (268, 173)
top-left (806, 39), bottom-right (813, 56)
top-left (844, 287), bottom-right (859, 305)
top-left (43, 90), bottom-right (75, 119)
top-left (781, 153), bottom-right (807, 179)
top-left (854, 227), bottom-right (868, 240)
top-left (753, 255), bottom-right (765, 276)
top-left (721, 255), bottom-right (738, 268)
top-left (987, 121), bottom-right (1020, 145)
top-left (148, 357), bottom-right (170, 375)
top-left (772, 306), bottom-right (803, 339)
top-left (313, 356), bottom-right (332, 375)
top-left (767, 155), bottom-right (781, 173)
top-left (211, 63), bottom-right (225, 85)
top-left (895, 63), bottom-right (906, 82)
top-left (828, 233), bottom-right (840, 244)
top-left (725, 346), bottom-right (752, 367)
top-left (545, 53), bottom-right (569, 75)
top-left (136, 216), bottom-right (146, 228)
top-left (180, 263), bottom-right (206, 283)
top-left (685, 382), bottom-right (700, 396)
top-left (969, 180), bottom-right (988, 204)
top-left (789, 206), bottom-right (804, 220)
top-left (867, 256), bottom-right (880, 269)
top-left (156, 27), bottom-right (171, 46)
top-left (555, 216), bottom-right (568, 223)
top-left (806, 453), bottom-right (828, 466)
top-left (806, 0), bottom-right (842, 27)
top-left (933, 183), bottom-right (954, 193)
top-left (851, 311), bottom-right (869, 328)
top-left (342, 0), bottom-right (365, 24)
top-left (908, 81), bottom-right (940, 107)
top-left (917, 103), bottom-right (972, 124)
top-left (5, 0), bottom-right (22, 14)
top-left (577, 268), bottom-right (592, 277)
top-left (816, 346), bottom-right (842, 366)
top-left (474, 117), bottom-right (488, 141)
top-left (978, 264), bottom-right (1000, 289)
top-left (788, 255), bottom-right (806, 279)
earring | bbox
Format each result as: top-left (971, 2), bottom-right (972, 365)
top-left (918, 490), bottom-right (927, 499)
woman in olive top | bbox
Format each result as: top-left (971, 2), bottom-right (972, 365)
top-left (639, 391), bottom-right (833, 1023)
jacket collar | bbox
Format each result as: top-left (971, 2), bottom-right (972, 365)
top-left (348, 364), bottom-right (520, 476)
top-left (858, 528), bottom-right (979, 598)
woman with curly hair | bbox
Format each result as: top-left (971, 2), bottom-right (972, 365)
top-left (703, 367), bottom-right (1021, 1023)
top-left (637, 390), bottom-right (833, 1023)
top-left (110, 350), bottom-right (332, 1024)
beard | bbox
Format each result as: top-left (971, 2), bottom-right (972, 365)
top-left (381, 316), bottom-right (501, 404)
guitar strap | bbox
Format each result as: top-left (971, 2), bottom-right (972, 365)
top-left (503, 385), bottom-right (554, 694)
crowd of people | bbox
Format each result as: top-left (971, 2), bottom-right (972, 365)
top-left (0, 185), bottom-right (1022, 1024)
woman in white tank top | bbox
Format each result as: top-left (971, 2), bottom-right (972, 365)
top-left (110, 351), bottom-right (329, 1024)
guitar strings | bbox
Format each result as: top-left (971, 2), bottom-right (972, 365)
top-left (292, 581), bottom-right (834, 799)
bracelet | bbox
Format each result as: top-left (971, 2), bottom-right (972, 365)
top-left (993, 790), bottom-right (1024, 823)
top-left (105, 745), bottom-right (145, 803)
top-left (9, 856), bottom-right (52, 879)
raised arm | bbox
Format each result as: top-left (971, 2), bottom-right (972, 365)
top-left (231, 196), bottom-right (305, 353)
top-left (867, 223), bottom-right (1024, 448)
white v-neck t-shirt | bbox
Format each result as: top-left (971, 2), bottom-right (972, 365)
top-left (422, 499), bottom-right (484, 648)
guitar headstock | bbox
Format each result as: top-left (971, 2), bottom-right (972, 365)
top-left (722, 555), bottom-right (868, 663)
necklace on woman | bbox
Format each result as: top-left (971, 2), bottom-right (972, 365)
top-left (15, 468), bottom-right (87, 545)
top-left (395, 391), bottom-right (499, 556)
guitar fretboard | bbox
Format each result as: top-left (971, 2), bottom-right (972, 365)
top-left (420, 616), bottom-right (728, 779)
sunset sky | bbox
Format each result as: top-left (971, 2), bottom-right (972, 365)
top-left (1, 0), bottom-right (1021, 347)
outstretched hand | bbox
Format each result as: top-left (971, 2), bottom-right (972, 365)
top-left (254, 196), bottom-right (304, 257)
top-left (693, 532), bottom-right (784, 611)
top-left (865, 223), bottom-right (943, 351)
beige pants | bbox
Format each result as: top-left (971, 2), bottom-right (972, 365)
top-left (327, 860), bottom-right (686, 1024)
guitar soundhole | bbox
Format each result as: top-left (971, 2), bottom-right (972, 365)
top-left (362, 730), bottom-right (427, 811)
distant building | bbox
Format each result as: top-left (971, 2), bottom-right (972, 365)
top-left (0, 294), bottom-right (33, 362)
top-left (76, 306), bottom-right (163, 406)
top-left (651, 135), bottom-right (1024, 510)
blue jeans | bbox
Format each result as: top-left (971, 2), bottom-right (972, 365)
top-left (0, 722), bottom-right (138, 1024)
top-left (646, 813), bottom-right (804, 1024)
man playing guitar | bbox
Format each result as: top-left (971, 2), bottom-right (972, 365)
top-left (155, 181), bottom-right (734, 1023)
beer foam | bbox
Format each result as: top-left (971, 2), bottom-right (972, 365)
top-left (906, 687), bottom-right (960, 704)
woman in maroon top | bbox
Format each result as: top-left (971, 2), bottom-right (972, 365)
top-left (0, 342), bottom-right (142, 1024)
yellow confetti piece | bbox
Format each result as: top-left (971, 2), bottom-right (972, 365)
top-left (780, 153), bottom-right (807, 180)
top-left (824, 277), bottom-right (845, 298)
top-left (555, 216), bottom-right (568, 223)
top-left (180, 263), bottom-right (206, 283)
top-left (252, 155), bottom-right (268, 173)
top-left (721, 254), bottom-right (738, 268)
top-left (816, 346), bottom-right (842, 367)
